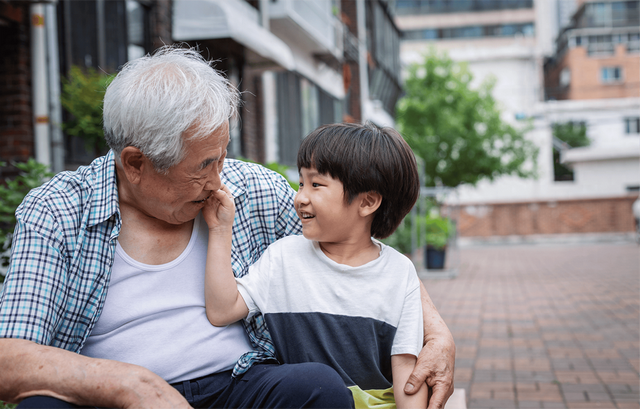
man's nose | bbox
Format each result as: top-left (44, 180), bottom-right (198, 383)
top-left (203, 169), bottom-right (221, 191)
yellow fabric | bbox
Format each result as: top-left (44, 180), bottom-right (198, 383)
top-left (348, 385), bottom-right (396, 409)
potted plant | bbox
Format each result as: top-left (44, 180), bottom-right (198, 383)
top-left (423, 213), bottom-right (454, 270)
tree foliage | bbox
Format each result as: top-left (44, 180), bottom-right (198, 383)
top-left (552, 121), bottom-right (589, 148)
top-left (396, 50), bottom-right (538, 187)
top-left (60, 66), bottom-right (115, 155)
top-left (552, 121), bottom-right (589, 181)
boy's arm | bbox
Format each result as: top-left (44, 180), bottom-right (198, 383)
top-left (392, 354), bottom-right (429, 409)
top-left (202, 185), bottom-right (249, 326)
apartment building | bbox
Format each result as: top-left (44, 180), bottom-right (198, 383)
top-left (0, 0), bottom-right (170, 174)
top-left (395, 0), bottom-right (639, 240)
top-left (395, 0), bottom-right (544, 121)
top-left (0, 0), bottom-right (402, 175)
top-left (544, 0), bottom-right (639, 100)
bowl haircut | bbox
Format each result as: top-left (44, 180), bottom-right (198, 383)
top-left (297, 122), bottom-right (420, 239)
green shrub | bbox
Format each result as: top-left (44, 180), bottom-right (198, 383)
top-left (0, 159), bottom-right (53, 278)
top-left (60, 66), bottom-right (115, 155)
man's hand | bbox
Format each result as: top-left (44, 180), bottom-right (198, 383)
top-left (202, 184), bottom-right (235, 233)
top-left (404, 336), bottom-right (455, 409)
top-left (404, 282), bottom-right (456, 409)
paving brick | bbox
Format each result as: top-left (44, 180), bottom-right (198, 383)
top-left (616, 403), bottom-right (640, 409)
top-left (420, 243), bottom-right (639, 409)
top-left (554, 370), bottom-right (600, 384)
top-left (467, 398), bottom-right (517, 408)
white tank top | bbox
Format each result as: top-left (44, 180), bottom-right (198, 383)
top-left (80, 213), bottom-right (254, 383)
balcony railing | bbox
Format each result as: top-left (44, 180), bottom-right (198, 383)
top-left (587, 42), bottom-right (615, 56)
top-left (269, 0), bottom-right (343, 59)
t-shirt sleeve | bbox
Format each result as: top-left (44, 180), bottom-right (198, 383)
top-left (391, 271), bottom-right (424, 358)
top-left (236, 244), bottom-right (274, 319)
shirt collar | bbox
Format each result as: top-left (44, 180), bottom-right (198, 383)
top-left (87, 150), bottom-right (120, 227)
top-left (221, 158), bottom-right (247, 200)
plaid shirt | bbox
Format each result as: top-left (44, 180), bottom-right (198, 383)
top-left (0, 151), bottom-right (301, 376)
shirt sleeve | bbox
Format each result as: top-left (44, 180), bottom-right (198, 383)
top-left (236, 244), bottom-right (274, 319)
top-left (0, 214), bottom-right (68, 346)
top-left (390, 272), bottom-right (424, 358)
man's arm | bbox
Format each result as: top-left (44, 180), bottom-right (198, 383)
top-left (0, 338), bottom-right (190, 408)
top-left (404, 281), bottom-right (455, 409)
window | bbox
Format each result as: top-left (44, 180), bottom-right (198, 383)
top-left (403, 22), bottom-right (534, 41)
top-left (625, 117), bottom-right (640, 134)
top-left (126, 0), bottom-right (151, 61)
top-left (601, 66), bottom-right (622, 83)
top-left (395, 0), bottom-right (533, 16)
top-left (276, 72), bottom-right (341, 166)
top-left (560, 68), bottom-right (571, 87)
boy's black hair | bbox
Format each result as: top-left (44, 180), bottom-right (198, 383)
top-left (297, 122), bottom-right (420, 239)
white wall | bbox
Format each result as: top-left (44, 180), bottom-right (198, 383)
top-left (452, 98), bottom-right (640, 205)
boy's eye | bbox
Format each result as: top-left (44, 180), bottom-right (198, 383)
top-left (312, 183), bottom-right (319, 187)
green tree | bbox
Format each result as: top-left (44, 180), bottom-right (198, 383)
top-left (60, 66), bottom-right (115, 156)
top-left (396, 50), bottom-right (538, 187)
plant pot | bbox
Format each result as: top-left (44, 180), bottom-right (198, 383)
top-left (425, 246), bottom-right (446, 270)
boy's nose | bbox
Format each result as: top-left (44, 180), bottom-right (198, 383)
top-left (294, 191), bottom-right (309, 206)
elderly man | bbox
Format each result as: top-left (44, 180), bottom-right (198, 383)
top-left (0, 47), bottom-right (455, 409)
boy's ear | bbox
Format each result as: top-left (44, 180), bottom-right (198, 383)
top-left (359, 191), bottom-right (382, 217)
top-left (119, 146), bottom-right (147, 185)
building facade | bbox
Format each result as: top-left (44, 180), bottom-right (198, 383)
top-left (0, 0), bottom-right (401, 178)
top-left (395, 0), bottom-right (639, 240)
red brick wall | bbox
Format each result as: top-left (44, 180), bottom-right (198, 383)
top-left (457, 196), bottom-right (639, 237)
top-left (546, 45), bottom-right (640, 101)
top-left (0, 1), bottom-right (33, 172)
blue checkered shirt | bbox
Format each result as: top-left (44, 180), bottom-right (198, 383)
top-left (0, 151), bottom-right (301, 376)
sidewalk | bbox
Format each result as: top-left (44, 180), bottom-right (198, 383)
top-left (421, 242), bottom-right (640, 409)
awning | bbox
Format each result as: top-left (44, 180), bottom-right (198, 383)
top-left (173, 0), bottom-right (296, 71)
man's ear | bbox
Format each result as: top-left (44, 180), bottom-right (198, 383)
top-left (119, 147), bottom-right (147, 185)
top-left (359, 191), bottom-right (382, 217)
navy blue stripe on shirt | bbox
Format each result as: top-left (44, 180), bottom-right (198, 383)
top-left (265, 312), bottom-right (396, 390)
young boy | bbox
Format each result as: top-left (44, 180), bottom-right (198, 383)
top-left (203, 122), bottom-right (427, 409)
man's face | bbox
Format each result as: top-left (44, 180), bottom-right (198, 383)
top-left (137, 121), bottom-right (230, 225)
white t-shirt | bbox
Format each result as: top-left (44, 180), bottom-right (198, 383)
top-left (81, 214), bottom-right (254, 383)
top-left (236, 235), bottom-right (423, 394)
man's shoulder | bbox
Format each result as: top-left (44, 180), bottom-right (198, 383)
top-left (223, 158), bottom-right (285, 183)
top-left (17, 154), bottom-right (116, 225)
top-left (223, 159), bottom-right (294, 199)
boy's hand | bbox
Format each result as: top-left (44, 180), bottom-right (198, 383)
top-left (202, 184), bottom-right (235, 233)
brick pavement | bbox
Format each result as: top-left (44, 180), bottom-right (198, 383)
top-left (421, 242), bottom-right (640, 409)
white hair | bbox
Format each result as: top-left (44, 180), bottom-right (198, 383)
top-left (103, 46), bottom-right (240, 172)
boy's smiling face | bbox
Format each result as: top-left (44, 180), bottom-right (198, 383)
top-left (294, 167), bottom-right (364, 244)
